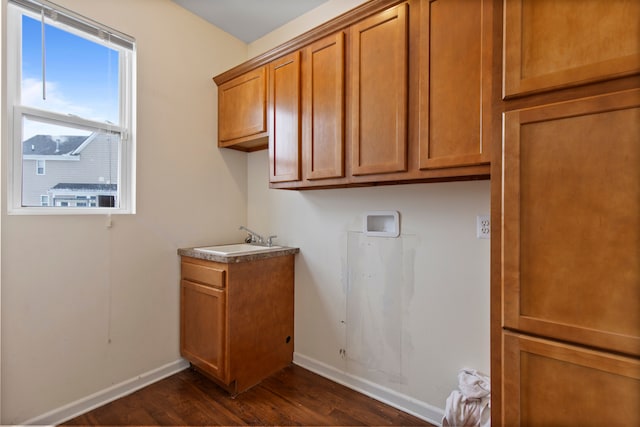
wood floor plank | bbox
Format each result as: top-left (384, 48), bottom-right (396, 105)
top-left (63, 364), bottom-right (434, 426)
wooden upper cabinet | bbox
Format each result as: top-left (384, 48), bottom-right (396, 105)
top-left (218, 67), bottom-right (268, 151)
top-left (303, 32), bottom-right (346, 181)
top-left (419, 0), bottom-right (492, 169)
top-left (503, 0), bottom-right (640, 98)
top-left (350, 3), bottom-right (408, 176)
top-left (216, 0), bottom-right (493, 189)
top-left (502, 89), bottom-right (640, 357)
top-left (269, 52), bottom-right (302, 183)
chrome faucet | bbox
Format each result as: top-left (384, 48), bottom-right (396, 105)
top-left (239, 226), bottom-right (277, 247)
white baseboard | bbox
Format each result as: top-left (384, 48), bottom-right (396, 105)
top-left (22, 358), bottom-right (190, 426)
top-left (293, 352), bottom-right (444, 426)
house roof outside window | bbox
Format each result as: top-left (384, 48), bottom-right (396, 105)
top-left (20, 132), bottom-right (119, 207)
top-left (23, 134), bottom-right (88, 156)
top-left (51, 183), bottom-right (117, 191)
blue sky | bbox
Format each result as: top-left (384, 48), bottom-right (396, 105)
top-left (21, 14), bottom-right (120, 136)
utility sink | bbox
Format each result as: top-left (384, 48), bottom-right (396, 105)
top-left (194, 243), bottom-right (283, 256)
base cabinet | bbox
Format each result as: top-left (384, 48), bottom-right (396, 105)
top-left (180, 255), bottom-right (294, 394)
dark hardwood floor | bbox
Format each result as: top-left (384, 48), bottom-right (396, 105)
top-left (62, 364), bottom-right (434, 426)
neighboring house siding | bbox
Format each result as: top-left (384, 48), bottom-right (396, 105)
top-left (22, 133), bottom-right (119, 206)
top-left (22, 160), bottom-right (60, 205)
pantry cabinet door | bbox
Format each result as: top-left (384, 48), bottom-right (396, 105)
top-left (502, 89), bottom-right (640, 356)
top-left (303, 32), bottom-right (345, 181)
top-left (503, 0), bottom-right (640, 97)
top-left (350, 3), bottom-right (408, 176)
top-left (503, 332), bottom-right (640, 426)
top-left (269, 52), bottom-right (302, 183)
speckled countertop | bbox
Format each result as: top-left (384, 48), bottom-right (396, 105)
top-left (178, 245), bottom-right (299, 264)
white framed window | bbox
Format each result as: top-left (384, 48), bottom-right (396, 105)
top-left (36, 159), bottom-right (45, 175)
top-left (39, 194), bottom-right (48, 206)
top-left (5, 0), bottom-right (136, 214)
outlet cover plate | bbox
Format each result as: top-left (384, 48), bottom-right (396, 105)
top-left (477, 215), bottom-right (490, 239)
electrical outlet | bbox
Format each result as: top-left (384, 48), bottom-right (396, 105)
top-left (477, 215), bottom-right (490, 239)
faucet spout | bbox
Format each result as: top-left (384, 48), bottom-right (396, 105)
top-left (239, 225), bottom-right (266, 245)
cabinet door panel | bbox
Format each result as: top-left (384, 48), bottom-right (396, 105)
top-left (181, 279), bottom-right (227, 382)
top-left (503, 0), bottom-right (640, 97)
top-left (419, 0), bottom-right (491, 169)
top-left (503, 89), bottom-right (640, 356)
top-left (503, 332), bottom-right (640, 427)
top-left (350, 3), bottom-right (408, 176)
top-left (303, 32), bottom-right (345, 180)
top-left (269, 52), bottom-right (301, 183)
top-left (218, 67), bottom-right (267, 146)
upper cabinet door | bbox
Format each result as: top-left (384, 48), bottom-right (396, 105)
top-left (419, 0), bottom-right (493, 170)
top-left (502, 89), bottom-right (640, 357)
top-left (503, 0), bottom-right (640, 98)
top-left (350, 3), bottom-right (408, 176)
top-left (269, 52), bottom-right (302, 183)
top-left (303, 32), bottom-right (346, 181)
top-left (218, 67), bottom-right (268, 150)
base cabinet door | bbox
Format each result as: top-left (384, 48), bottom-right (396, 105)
top-left (503, 332), bottom-right (640, 427)
top-left (180, 279), bottom-right (227, 382)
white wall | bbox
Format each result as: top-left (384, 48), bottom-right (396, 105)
top-left (247, 153), bottom-right (490, 421)
top-left (246, 0), bottom-right (491, 422)
top-left (247, 0), bottom-right (368, 58)
top-left (0, 0), bottom-right (248, 423)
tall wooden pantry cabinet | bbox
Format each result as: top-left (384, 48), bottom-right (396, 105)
top-left (492, 0), bottom-right (640, 425)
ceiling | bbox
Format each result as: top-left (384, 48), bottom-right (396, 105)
top-left (172, 0), bottom-right (330, 43)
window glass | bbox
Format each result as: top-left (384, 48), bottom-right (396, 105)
top-left (6, 0), bottom-right (135, 214)
top-left (21, 15), bottom-right (120, 125)
top-left (20, 116), bottom-right (120, 208)
top-left (36, 159), bottom-right (45, 175)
